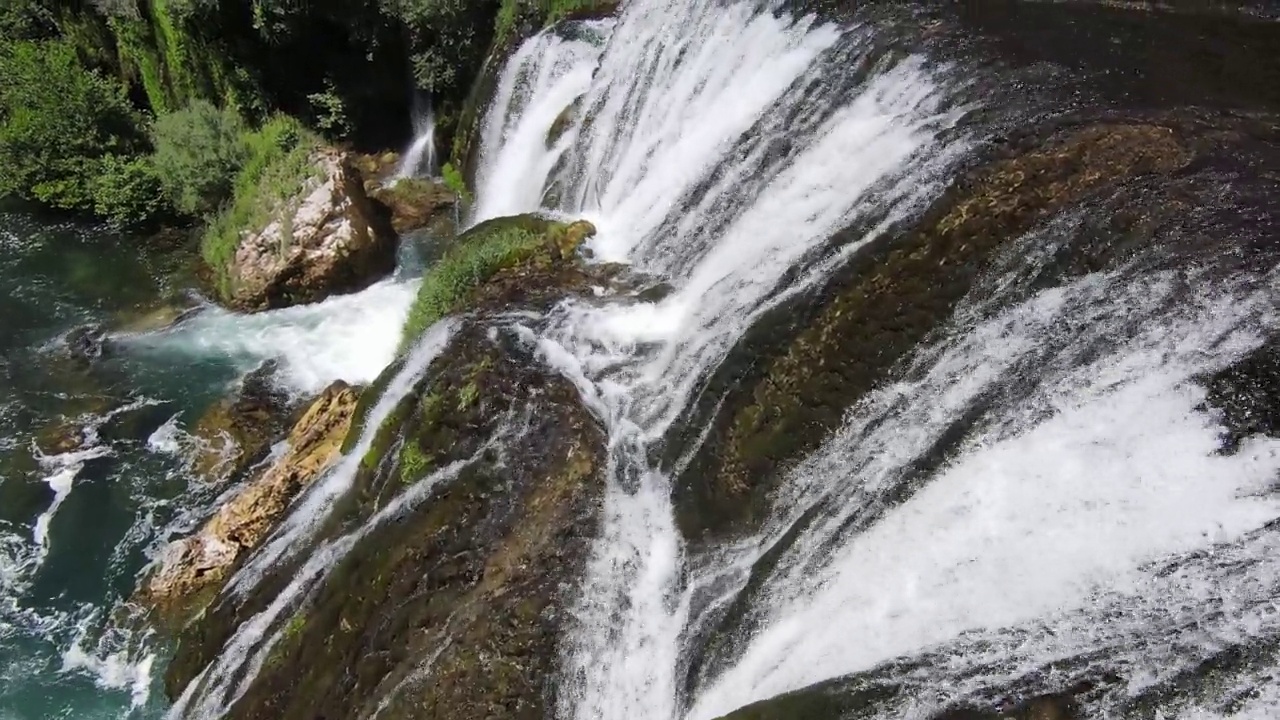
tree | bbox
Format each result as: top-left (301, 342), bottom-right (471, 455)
top-left (0, 40), bottom-right (149, 211)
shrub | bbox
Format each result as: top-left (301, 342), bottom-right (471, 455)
top-left (201, 115), bottom-right (320, 296)
top-left (151, 99), bottom-right (250, 216)
top-left (92, 155), bottom-right (169, 228)
top-left (0, 40), bottom-right (149, 212)
top-left (441, 161), bottom-right (470, 199)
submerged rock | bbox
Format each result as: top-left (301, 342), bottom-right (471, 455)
top-left (139, 381), bottom-right (360, 628)
top-left (190, 361), bottom-right (294, 482)
top-left (222, 149), bottom-right (398, 312)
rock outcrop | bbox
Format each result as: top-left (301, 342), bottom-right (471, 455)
top-left (140, 381), bottom-right (360, 627)
top-left (368, 177), bottom-right (457, 234)
top-left (222, 149), bottom-right (398, 312)
top-left (163, 214), bottom-right (623, 718)
top-left (190, 361), bottom-right (294, 482)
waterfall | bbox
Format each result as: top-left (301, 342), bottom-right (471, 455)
top-left (165, 0), bottom-right (1280, 718)
top-left (467, 1), bottom-right (1280, 719)
top-left (165, 320), bottom-right (456, 719)
top-left (395, 105), bottom-right (438, 180)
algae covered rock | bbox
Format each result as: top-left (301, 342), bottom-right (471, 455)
top-left (216, 149), bottom-right (398, 312)
top-left (190, 361), bottom-right (294, 482)
top-left (675, 120), bottom-right (1194, 544)
top-left (368, 177), bottom-right (457, 234)
top-left (162, 212), bottom-right (623, 718)
top-left (400, 213), bottom-right (598, 348)
top-left (139, 381), bottom-right (360, 628)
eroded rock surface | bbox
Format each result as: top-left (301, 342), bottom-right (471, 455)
top-left (139, 381), bottom-right (360, 627)
top-left (223, 149), bottom-right (398, 312)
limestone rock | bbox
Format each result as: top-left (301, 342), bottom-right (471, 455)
top-left (140, 381), bottom-right (360, 627)
top-left (224, 149), bottom-right (397, 312)
top-left (368, 177), bottom-right (457, 234)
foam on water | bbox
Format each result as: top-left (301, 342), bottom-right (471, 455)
top-left (126, 277), bottom-right (418, 395)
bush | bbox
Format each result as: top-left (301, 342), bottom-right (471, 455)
top-left (151, 100), bottom-right (250, 217)
top-left (201, 115), bottom-right (320, 296)
top-left (0, 40), bottom-right (149, 212)
top-left (92, 155), bottom-right (169, 228)
top-left (441, 161), bottom-right (470, 199)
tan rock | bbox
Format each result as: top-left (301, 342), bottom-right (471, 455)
top-left (141, 381), bottom-right (361, 627)
top-left (225, 149), bottom-right (398, 312)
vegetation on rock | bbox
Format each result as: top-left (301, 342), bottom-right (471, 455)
top-left (199, 115), bottom-right (320, 297)
top-left (400, 214), bottom-right (596, 349)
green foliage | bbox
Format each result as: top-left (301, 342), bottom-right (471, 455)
top-left (306, 82), bottom-right (350, 138)
top-left (0, 40), bottom-right (149, 212)
top-left (92, 155), bottom-right (169, 228)
top-left (152, 100), bottom-right (250, 217)
top-left (201, 115), bottom-right (319, 296)
top-left (400, 221), bottom-right (548, 349)
top-left (441, 162), bottom-right (470, 199)
top-left (398, 440), bottom-right (432, 483)
top-left (0, 0), bottom-right (56, 41)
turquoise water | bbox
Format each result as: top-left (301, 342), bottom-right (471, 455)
top-left (0, 208), bottom-right (421, 719)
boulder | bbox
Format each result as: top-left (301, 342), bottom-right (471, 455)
top-left (368, 177), bottom-right (457, 234)
top-left (139, 381), bottom-right (360, 627)
top-left (223, 149), bottom-right (398, 312)
top-left (190, 361), bottom-right (294, 482)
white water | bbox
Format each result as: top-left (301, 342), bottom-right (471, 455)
top-left (465, 2), bottom-right (1280, 720)
top-left (396, 107), bottom-right (438, 179)
top-left (472, 2), bottom-right (964, 718)
top-left (167, 320), bottom-right (456, 719)
top-left (125, 276), bottom-right (418, 395)
top-left (472, 21), bottom-right (612, 222)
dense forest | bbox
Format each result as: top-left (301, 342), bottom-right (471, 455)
top-left (0, 0), bottom-right (609, 229)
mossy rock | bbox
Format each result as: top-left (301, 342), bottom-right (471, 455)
top-left (368, 177), bottom-right (458, 234)
top-left (675, 120), bottom-right (1193, 544)
top-left (399, 213), bottom-right (599, 350)
top-left (167, 321), bottom-right (608, 720)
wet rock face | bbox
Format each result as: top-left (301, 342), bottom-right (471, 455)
top-left (675, 120), bottom-right (1195, 544)
top-left (138, 381), bottom-right (360, 628)
top-left (166, 323), bottom-right (607, 719)
top-left (190, 361), bottom-right (295, 482)
top-left (368, 177), bottom-right (458, 234)
top-left (163, 216), bottom-right (624, 716)
top-left (224, 150), bottom-right (398, 312)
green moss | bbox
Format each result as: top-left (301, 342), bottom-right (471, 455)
top-left (283, 612), bottom-right (306, 640)
top-left (399, 217), bottom-right (561, 350)
top-left (457, 381), bottom-right (479, 412)
top-left (200, 116), bottom-right (322, 299)
top-left (399, 440), bottom-right (433, 484)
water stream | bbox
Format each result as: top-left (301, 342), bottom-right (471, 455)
top-left (4, 0), bottom-right (1278, 718)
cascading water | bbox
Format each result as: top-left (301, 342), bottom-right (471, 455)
top-left (144, 0), bottom-right (1280, 718)
top-left (466, 1), bottom-right (1280, 719)
top-left (395, 105), bottom-right (439, 180)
